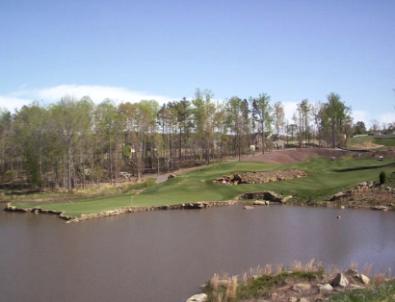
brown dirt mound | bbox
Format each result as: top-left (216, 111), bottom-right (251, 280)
top-left (241, 148), bottom-right (349, 164)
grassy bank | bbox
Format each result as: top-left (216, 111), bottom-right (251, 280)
top-left (331, 280), bottom-right (395, 302)
top-left (6, 156), bottom-right (395, 218)
top-left (202, 261), bottom-right (394, 302)
top-left (348, 135), bottom-right (395, 149)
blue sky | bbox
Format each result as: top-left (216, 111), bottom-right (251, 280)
top-left (1, 0), bottom-right (394, 124)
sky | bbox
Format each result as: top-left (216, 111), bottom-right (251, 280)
top-left (0, 0), bottom-right (394, 125)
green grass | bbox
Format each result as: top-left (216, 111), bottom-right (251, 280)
top-left (237, 271), bottom-right (321, 300)
top-left (330, 280), bottom-right (395, 302)
top-left (349, 135), bottom-right (374, 147)
top-left (10, 156), bottom-right (395, 218)
top-left (374, 136), bottom-right (395, 147)
top-left (348, 134), bottom-right (395, 149)
top-left (205, 270), bottom-right (323, 301)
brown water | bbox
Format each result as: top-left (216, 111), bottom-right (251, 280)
top-left (1, 206), bottom-right (395, 302)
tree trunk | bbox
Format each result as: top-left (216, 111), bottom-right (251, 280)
top-left (331, 120), bottom-right (336, 148)
top-left (261, 120), bottom-right (265, 154)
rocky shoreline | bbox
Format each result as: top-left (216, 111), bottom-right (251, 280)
top-left (3, 200), bottom-right (240, 223)
top-left (321, 181), bottom-right (395, 212)
top-left (3, 181), bottom-right (395, 222)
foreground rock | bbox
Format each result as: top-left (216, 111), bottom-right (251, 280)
top-left (318, 283), bottom-right (333, 294)
top-left (186, 293), bottom-right (207, 302)
top-left (331, 273), bottom-right (349, 288)
top-left (356, 273), bottom-right (370, 285)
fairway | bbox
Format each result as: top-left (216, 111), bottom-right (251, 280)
top-left (11, 156), bottom-right (395, 218)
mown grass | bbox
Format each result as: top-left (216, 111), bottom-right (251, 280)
top-left (330, 279), bottom-right (395, 302)
top-left (9, 156), bottom-right (395, 218)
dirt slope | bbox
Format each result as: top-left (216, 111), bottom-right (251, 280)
top-left (241, 148), bottom-right (349, 164)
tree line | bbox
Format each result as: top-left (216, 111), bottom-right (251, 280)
top-left (0, 90), bottom-right (356, 189)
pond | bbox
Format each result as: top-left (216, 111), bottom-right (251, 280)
top-left (1, 205), bottom-right (394, 302)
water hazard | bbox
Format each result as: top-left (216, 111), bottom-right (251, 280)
top-left (1, 205), bottom-right (394, 302)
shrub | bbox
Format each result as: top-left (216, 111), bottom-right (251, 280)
top-left (379, 171), bottom-right (386, 184)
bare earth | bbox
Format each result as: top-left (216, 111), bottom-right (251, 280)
top-left (241, 148), bottom-right (349, 164)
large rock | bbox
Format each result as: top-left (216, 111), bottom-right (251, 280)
top-left (330, 191), bottom-right (350, 201)
top-left (356, 274), bottom-right (370, 285)
top-left (185, 202), bottom-right (207, 209)
top-left (281, 195), bottom-right (293, 203)
top-left (331, 273), bottom-right (349, 288)
top-left (371, 205), bottom-right (389, 211)
top-left (242, 191), bottom-right (284, 203)
top-left (167, 173), bottom-right (177, 179)
top-left (264, 191), bottom-right (284, 202)
top-left (186, 293), bottom-right (207, 302)
top-left (253, 200), bottom-right (269, 206)
top-left (318, 283), bottom-right (333, 294)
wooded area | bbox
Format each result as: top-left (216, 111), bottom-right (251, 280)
top-left (0, 90), bottom-right (359, 189)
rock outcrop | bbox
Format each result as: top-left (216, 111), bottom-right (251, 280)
top-left (240, 191), bottom-right (290, 203)
top-left (214, 169), bottom-right (307, 185)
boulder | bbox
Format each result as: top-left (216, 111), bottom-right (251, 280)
top-left (330, 191), bottom-right (350, 201)
top-left (253, 200), bottom-right (268, 206)
top-left (371, 205), bottom-right (389, 211)
top-left (331, 273), bottom-right (349, 288)
top-left (318, 283), bottom-right (333, 294)
top-left (232, 174), bottom-right (243, 184)
top-left (356, 274), bottom-right (370, 285)
top-left (262, 191), bottom-right (283, 203)
top-left (281, 195), bottom-right (293, 203)
top-left (240, 191), bottom-right (283, 203)
top-left (186, 293), bottom-right (207, 302)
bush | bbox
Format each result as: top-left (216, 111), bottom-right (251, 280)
top-left (379, 171), bottom-right (386, 184)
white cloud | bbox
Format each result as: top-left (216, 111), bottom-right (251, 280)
top-left (378, 112), bottom-right (395, 125)
top-left (36, 84), bottom-right (174, 104)
top-left (0, 95), bottom-right (33, 112)
top-left (352, 110), bottom-right (368, 124)
top-left (0, 84), bottom-right (174, 112)
top-left (282, 101), bottom-right (298, 122)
